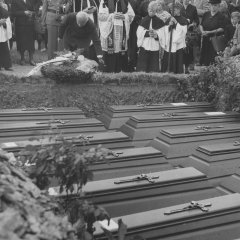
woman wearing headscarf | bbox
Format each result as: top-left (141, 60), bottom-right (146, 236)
top-left (200, 0), bottom-right (226, 66)
top-left (99, 0), bottom-right (135, 72)
top-left (0, 1), bottom-right (12, 70)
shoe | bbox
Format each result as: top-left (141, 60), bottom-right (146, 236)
top-left (20, 60), bottom-right (25, 65)
top-left (29, 60), bottom-right (36, 66)
top-left (41, 48), bottom-right (46, 52)
top-left (4, 68), bottom-right (13, 71)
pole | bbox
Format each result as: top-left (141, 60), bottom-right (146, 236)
top-left (167, 0), bottom-right (175, 73)
top-left (73, 0), bottom-right (75, 12)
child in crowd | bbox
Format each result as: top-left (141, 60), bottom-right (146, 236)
top-left (136, 1), bottom-right (165, 72)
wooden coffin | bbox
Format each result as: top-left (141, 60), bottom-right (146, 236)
top-left (182, 141), bottom-right (240, 180)
top-left (0, 131), bottom-right (133, 154)
top-left (49, 167), bottom-right (224, 217)
top-left (85, 146), bottom-right (172, 181)
top-left (120, 111), bottom-right (240, 146)
top-left (0, 107), bottom-right (85, 122)
top-left (149, 123), bottom-right (240, 165)
top-left (0, 118), bottom-right (106, 142)
top-left (99, 102), bottom-right (215, 129)
top-left (93, 193), bottom-right (240, 240)
top-left (220, 169), bottom-right (240, 193)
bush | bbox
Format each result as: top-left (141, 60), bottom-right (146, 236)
top-left (0, 72), bottom-right (183, 117)
top-left (41, 63), bottom-right (93, 83)
top-left (177, 56), bottom-right (240, 112)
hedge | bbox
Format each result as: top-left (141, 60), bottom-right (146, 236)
top-left (0, 72), bottom-right (185, 117)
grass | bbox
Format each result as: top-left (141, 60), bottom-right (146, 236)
top-left (0, 72), bottom-right (184, 117)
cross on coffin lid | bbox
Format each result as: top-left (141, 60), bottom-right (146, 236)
top-left (197, 142), bottom-right (240, 156)
top-left (128, 111), bottom-right (240, 123)
top-left (93, 193), bottom-right (240, 235)
top-left (161, 123), bottom-right (240, 138)
top-left (107, 102), bottom-right (214, 113)
top-left (49, 167), bottom-right (206, 196)
top-left (0, 107), bottom-right (83, 116)
top-left (0, 119), bottom-right (104, 132)
top-left (0, 132), bottom-right (130, 152)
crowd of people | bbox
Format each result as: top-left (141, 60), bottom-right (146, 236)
top-left (1, 0), bottom-right (240, 74)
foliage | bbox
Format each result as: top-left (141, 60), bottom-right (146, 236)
top-left (177, 56), bottom-right (240, 112)
top-left (0, 153), bottom-right (77, 240)
top-left (41, 62), bottom-right (93, 83)
top-left (17, 134), bottom-right (111, 193)
top-left (0, 72), bottom-right (181, 118)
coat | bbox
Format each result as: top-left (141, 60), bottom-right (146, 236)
top-left (181, 4), bottom-right (199, 25)
top-left (41, 0), bottom-right (72, 27)
top-left (59, 13), bottom-right (103, 55)
top-left (11, 0), bottom-right (35, 27)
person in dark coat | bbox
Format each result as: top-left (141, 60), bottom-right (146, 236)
top-left (11, 0), bottom-right (36, 65)
top-left (59, 11), bottom-right (104, 63)
top-left (0, 3), bottom-right (12, 70)
top-left (200, 0), bottom-right (226, 66)
top-left (181, 0), bottom-right (199, 73)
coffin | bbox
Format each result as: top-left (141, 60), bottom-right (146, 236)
top-left (99, 102), bottom-right (215, 129)
top-left (149, 123), bottom-right (240, 165)
top-left (182, 141), bottom-right (240, 180)
top-left (220, 169), bottom-right (240, 193)
top-left (120, 111), bottom-right (240, 146)
top-left (83, 146), bottom-right (172, 180)
top-left (93, 193), bottom-right (240, 240)
top-left (0, 131), bottom-right (133, 154)
top-left (0, 107), bottom-right (85, 122)
top-left (0, 118), bottom-right (106, 142)
top-left (49, 167), bottom-right (224, 217)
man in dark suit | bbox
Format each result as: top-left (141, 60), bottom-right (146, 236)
top-left (59, 11), bottom-right (103, 63)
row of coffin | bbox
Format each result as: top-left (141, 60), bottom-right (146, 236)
top-left (2, 104), bottom-right (240, 239)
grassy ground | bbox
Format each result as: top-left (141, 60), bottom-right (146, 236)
top-left (0, 72), bottom-right (184, 117)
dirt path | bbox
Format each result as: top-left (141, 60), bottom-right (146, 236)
top-left (1, 64), bottom-right (35, 78)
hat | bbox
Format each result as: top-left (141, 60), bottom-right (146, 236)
top-left (209, 0), bottom-right (221, 4)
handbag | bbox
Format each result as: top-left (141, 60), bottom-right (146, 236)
top-left (210, 34), bottom-right (226, 53)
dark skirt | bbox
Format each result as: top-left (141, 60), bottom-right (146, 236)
top-left (15, 25), bottom-right (35, 53)
top-left (200, 36), bottom-right (216, 66)
top-left (184, 46), bottom-right (194, 66)
top-left (136, 47), bottom-right (159, 72)
top-left (161, 49), bottom-right (184, 74)
top-left (103, 52), bottom-right (128, 73)
top-left (0, 41), bottom-right (12, 69)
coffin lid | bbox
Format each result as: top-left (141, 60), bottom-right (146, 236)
top-left (0, 131), bottom-right (130, 151)
top-left (0, 119), bottom-right (103, 132)
top-left (197, 142), bottom-right (240, 156)
top-left (49, 167), bottom-right (206, 196)
top-left (161, 123), bottom-right (240, 138)
top-left (108, 102), bottom-right (213, 113)
top-left (0, 107), bottom-right (83, 116)
top-left (94, 193), bottom-right (240, 235)
top-left (128, 111), bottom-right (239, 123)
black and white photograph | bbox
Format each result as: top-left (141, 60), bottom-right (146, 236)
top-left (2, 0), bottom-right (240, 240)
